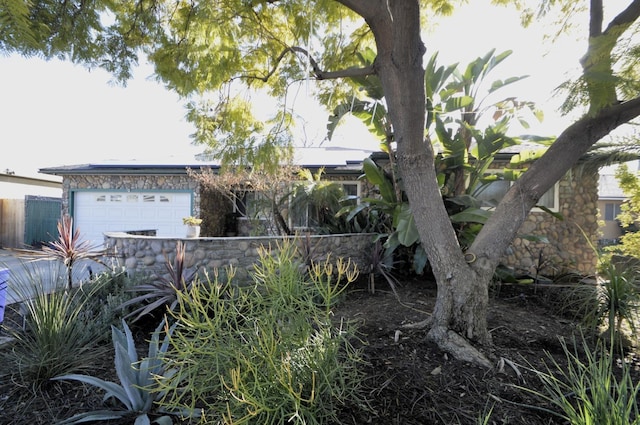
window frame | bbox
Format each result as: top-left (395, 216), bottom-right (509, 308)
top-left (289, 180), bottom-right (362, 230)
top-left (474, 175), bottom-right (560, 212)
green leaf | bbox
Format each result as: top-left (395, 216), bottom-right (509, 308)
top-left (362, 157), bottom-right (396, 203)
top-left (114, 341), bottom-right (145, 411)
top-left (413, 244), bottom-right (428, 275)
top-left (153, 416), bottom-right (174, 425)
top-left (135, 414), bottom-right (152, 425)
top-left (449, 208), bottom-right (492, 224)
top-left (395, 205), bottom-right (420, 247)
top-left (52, 374), bottom-right (134, 411)
top-left (444, 95), bottom-right (474, 111)
top-left (536, 205), bottom-right (564, 221)
top-left (55, 410), bottom-right (129, 424)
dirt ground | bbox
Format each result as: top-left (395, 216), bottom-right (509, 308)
top-left (1, 275), bottom-right (637, 425)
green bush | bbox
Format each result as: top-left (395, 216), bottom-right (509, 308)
top-left (563, 257), bottom-right (640, 346)
top-left (1, 262), bottom-right (137, 388)
top-left (153, 238), bottom-right (368, 424)
top-left (79, 269), bottom-right (140, 339)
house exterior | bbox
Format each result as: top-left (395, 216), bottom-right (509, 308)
top-left (38, 147), bottom-right (370, 248)
top-left (597, 161), bottom-right (638, 246)
top-left (39, 147), bottom-right (601, 277)
top-left (470, 152), bottom-right (600, 277)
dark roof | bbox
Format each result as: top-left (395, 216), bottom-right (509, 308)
top-left (38, 147), bottom-right (377, 177)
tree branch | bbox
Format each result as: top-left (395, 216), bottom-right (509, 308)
top-left (604, 0), bottom-right (640, 35)
top-left (239, 45), bottom-right (375, 83)
top-left (334, 0), bottom-right (376, 21)
top-left (471, 96), bottom-right (640, 263)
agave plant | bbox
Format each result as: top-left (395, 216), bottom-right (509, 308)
top-left (52, 319), bottom-right (180, 425)
top-left (119, 240), bottom-right (198, 322)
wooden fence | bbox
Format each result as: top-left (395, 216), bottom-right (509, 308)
top-left (0, 199), bottom-right (25, 248)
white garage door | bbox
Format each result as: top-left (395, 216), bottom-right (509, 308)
top-left (73, 191), bottom-right (193, 247)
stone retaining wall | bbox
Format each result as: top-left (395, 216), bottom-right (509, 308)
top-left (104, 232), bottom-right (377, 281)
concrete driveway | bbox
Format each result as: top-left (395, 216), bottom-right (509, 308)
top-left (0, 249), bottom-right (100, 305)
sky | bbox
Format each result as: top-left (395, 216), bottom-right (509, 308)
top-left (0, 1), bottom-right (591, 180)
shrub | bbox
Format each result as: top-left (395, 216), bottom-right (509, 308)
top-left (119, 240), bottom-right (199, 322)
top-left (153, 238), bottom-right (368, 424)
top-left (562, 256), bottom-right (640, 346)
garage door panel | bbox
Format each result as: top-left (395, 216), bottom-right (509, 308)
top-left (74, 191), bottom-right (192, 247)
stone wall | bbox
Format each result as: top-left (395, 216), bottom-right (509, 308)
top-left (103, 232), bottom-right (376, 281)
top-left (60, 174), bottom-right (200, 216)
top-left (501, 169), bottom-right (600, 276)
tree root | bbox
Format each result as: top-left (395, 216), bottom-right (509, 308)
top-left (401, 317), bottom-right (432, 330)
top-left (427, 325), bottom-right (493, 369)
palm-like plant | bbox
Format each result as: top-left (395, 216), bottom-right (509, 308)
top-left (12, 215), bottom-right (106, 290)
top-left (598, 261), bottom-right (640, 343)
top-left (290, 168), bottom-right (349, 232)
top-left (119, 241), bottom-right (198, 322)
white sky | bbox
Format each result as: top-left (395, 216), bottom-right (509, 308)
top-left (0, 1), bottom-right (591, 179)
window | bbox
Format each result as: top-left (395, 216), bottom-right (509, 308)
top-left (233, 191), bottom-right (267, 219)
top-left (475, 179), bottom-right (558, 211)
top-left (604, 202), bottom-right (622, 221)
top-left (341, 182), bottom-right (360, 204)
top-left (290, 181), bottom-right (361, 229)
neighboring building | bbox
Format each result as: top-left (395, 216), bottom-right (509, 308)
top-left (597, 161), bottom-right (639, 246)
top-left (0, 172), bottom-right (63, 248)
top-left (39, 146), bottom-right (602, 276)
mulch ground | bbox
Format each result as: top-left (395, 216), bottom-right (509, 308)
top-left (1, 275), bottom-right (638, 424)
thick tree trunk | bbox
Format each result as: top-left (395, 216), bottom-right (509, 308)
top-left (363, 0), bottom-right (494, 367)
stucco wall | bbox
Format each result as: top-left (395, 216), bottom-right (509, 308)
top-left (103, 232), bottom-right (376, 281)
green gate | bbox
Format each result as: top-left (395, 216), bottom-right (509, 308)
top-left (24, 195), bottom-right (61, 248)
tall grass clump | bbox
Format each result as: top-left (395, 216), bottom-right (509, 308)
top-left (0, 254), bottom-right (138, 389)
top-left (0, 262), bottom-right (108, 388)
top-left (523, 335), bottom-right (640, 425)
top-left (562, 256), bottom-right (640, 347)
top-left (153, 238), bottom-right (369, 424)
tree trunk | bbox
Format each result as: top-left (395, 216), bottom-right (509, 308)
top-left (363, 0), bottom-right (494, 367)
top-left (347, 0), bottom-right (640, 368)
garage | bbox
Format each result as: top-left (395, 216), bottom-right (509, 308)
top-left (73, 191), bottom-right (193, 247)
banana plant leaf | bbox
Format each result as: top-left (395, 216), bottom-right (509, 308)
top-left (449, 207), bottom-right (492, 224)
